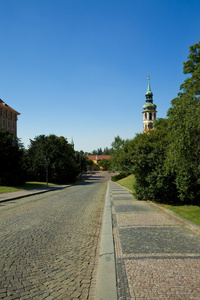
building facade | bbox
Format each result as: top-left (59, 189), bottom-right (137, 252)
top-left (86, 155), bottom-right (111, 170)
top-left (0, 99), bottom-right (20, 137)
top-left (142, 77), bottom-right (157, 133)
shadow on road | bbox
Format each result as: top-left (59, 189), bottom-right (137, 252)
top-left (75, 171), bottom-right (113, 185)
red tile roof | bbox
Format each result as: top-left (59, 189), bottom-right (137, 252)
top-left (87, 155), bottom-right (111, 161)
top-left (0, 99), bottom-right (20, 115)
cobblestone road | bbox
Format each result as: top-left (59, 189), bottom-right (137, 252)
top-left (110, 182), bottom-right (200, 300)
top-left (0, 172), bottom-right (111, 300)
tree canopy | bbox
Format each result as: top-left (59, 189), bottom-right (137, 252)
top-left (26, 134), bottom-right (80, 183)
top-left (0, 131), bottom-right (26, 186)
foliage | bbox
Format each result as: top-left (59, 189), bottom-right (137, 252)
top-left (0, 131), bottom-right (26, 186)
top-left (84, 147), bottom-right (111, 155)
top-left (26, 134), bottom-right (80, 184)
top-left (86, 158), bottom-right (94, 170)
top-left (98, 158), bottom-right (111, 170)
top-left (165, 41), bottom-right (200, 204)
top-left (75, 153), bottom-right (89, 172)
top-left (179, 41), bottom-right (200, 95)
top-left (110, 135), bottom-right (125, 171)
top-left (166, 92), bottom-right (200, 203)
top-left (111, 171), bottom-right (129, 182)
top-left (131, 119), bottom-right (177, 202)
top-left (117, 138), bottom-right (135, 173)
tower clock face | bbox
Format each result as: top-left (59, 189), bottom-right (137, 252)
top-left (148, 123), bottom-right (153, 129)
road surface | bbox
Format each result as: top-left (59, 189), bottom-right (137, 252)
top-left (0, 171), bottom-right (112, 300)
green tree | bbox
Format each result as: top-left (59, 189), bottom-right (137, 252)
top-left (165, 41), bottom-right (200, 204)
top-left (98, 158), bottom-right (111, 170)
top-left (97, 148), bottom-right (103, 155)
top-left (103, 147), bottom-right (110, 155)
top-left (110, 135), bottom-right (124, 170)
top-left (118, 139), bottom-right (135, 173)
top-left (132, 119), bottom-right (177, 202)
top-left (180, 41), bottom-right (200, 95)
top-left (166, 92), bottom-right (200, 203)
top-left (86, 159), bottom-right (93, 170)
top-left (26, 134), bottom-right (80, 183)
top-left (0, 131), bottom-right (26, 186)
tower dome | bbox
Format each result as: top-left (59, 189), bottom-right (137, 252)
top-left (142, 102), bottom-right (157, 111)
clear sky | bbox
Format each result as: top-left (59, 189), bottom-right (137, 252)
top-left (0, 0), bottom-right (199, 152)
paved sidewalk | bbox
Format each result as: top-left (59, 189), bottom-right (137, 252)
top-left (0, 185), bottom-right (69, 203)
top-left (110, 181), bottom-right (200, 300)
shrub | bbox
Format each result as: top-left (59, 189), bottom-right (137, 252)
top-left (111, 171), bottom-right (129, 182)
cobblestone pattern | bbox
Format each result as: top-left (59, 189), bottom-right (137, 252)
top-left (110, 182), bottom-right (200, 300)
top-left (0, 177), bottom-right (107, 300)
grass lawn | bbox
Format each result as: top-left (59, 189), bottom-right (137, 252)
top-left (161, 204), bottom-right (200, 227)
top-left (117, 174), bottom-right (136, 193)
top-left (0, 182), bottom-right (56, 194)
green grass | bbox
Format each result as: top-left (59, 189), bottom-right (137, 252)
top-left (0, 182), bottom-right (56, 194)
top-left (162, 204), bottom-right (200, 227)
top-left (117, 174), bottom-right (136, 193)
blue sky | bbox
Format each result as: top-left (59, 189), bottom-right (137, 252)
top-left (0, 0), bottom-right (199, 152)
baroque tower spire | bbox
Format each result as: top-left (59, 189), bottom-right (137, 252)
top-left (142, 76), bottom-right (157, 133)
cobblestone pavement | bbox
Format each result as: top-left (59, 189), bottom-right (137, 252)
top-left (110, 181), bottom-right (200, 300)
top-left (0, 171), bottom-right (112, 300)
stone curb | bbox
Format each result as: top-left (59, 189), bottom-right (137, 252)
top-left (95, 181), bottom-right (117, 300)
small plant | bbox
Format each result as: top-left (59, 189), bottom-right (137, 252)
top-left (111, 171), bottom-right (129, 182)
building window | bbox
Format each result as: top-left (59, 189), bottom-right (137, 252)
top-left (149, 112), bottom-right (152, 120)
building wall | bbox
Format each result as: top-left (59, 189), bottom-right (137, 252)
top-left (0, 100), bottom-right (20, 137)
top-left (86, 155), bottom-right (111, 170)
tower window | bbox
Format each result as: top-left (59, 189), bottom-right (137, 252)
top-left (149, 112), bottom-right (152, 120)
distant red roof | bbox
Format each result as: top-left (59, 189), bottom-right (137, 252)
top-left (0, 99), bottom-right (20, 115)
top-left (87, 155), bottom-right (111, 161)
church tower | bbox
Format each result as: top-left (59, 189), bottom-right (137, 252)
top-left (71, 137), bottom-right (74, 150)
top-left (142, 76), bottom-right (157, 133)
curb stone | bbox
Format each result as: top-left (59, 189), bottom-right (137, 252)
top-left (95, 181), bottom-right (117, 300)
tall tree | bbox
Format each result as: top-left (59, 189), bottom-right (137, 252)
top-left (26, 134), bottom-right (80, 183)
top-left (131, 119), bottom-right (177, 202)
top-left (103, 147), bottom-right (110, 155)
top-left (165, 41), bottom-right (200, 203)
top-left (110, 135), bottom-right (124, 170)
top-left (0, 131), bottom-right (25, 185)
top-left (179, 41), bottom-right (200, 95)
